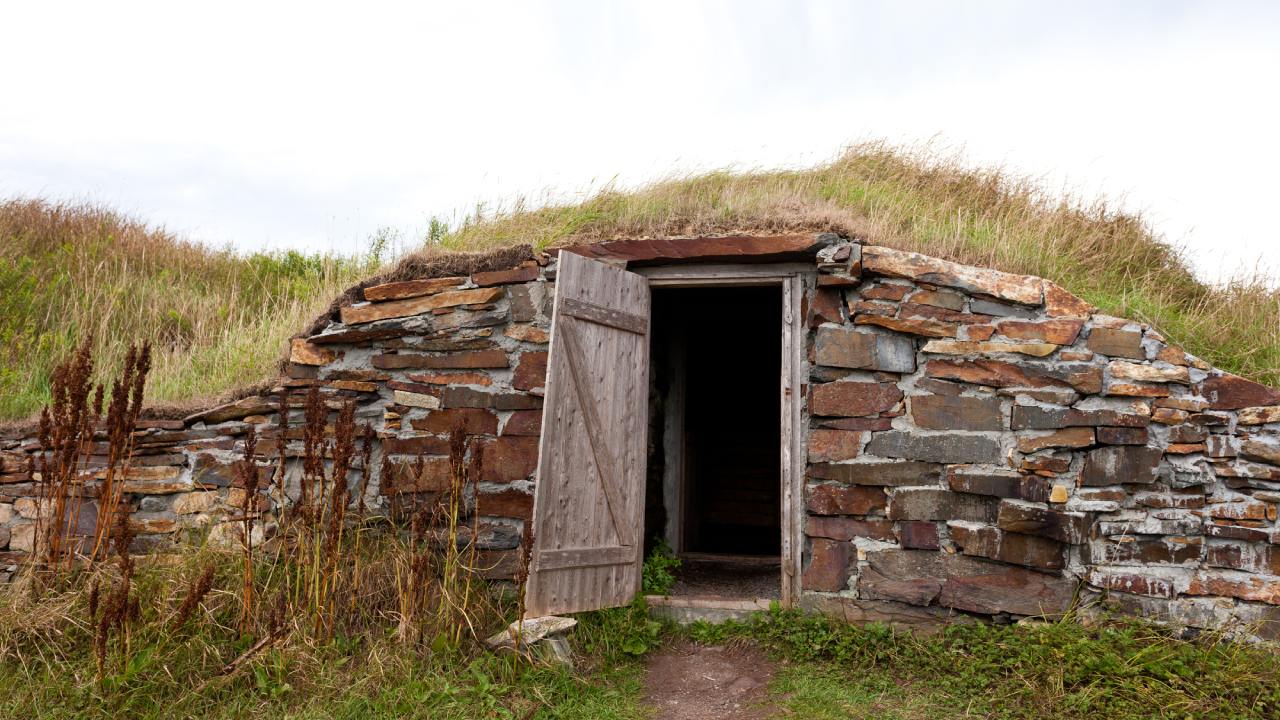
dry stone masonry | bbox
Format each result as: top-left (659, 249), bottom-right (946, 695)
top-left (801, 241), bottom-right (1280, 636)
top-left (3, 233), bottom-right (1280, 639)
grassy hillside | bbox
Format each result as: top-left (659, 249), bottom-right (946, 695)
top-left (3, 142), bottom-right (1277, 421)
top-left (439, 142), bottom-right (1280, 387)
top-left (0, 199), bottom-right (375, 420)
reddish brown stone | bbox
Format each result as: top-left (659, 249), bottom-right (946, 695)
top-left (996, 319), bottom-right (1084, 345)
top-left (806, 484), bottom-right (886, 515)
top-left (964, 325), bottom-right (998, 341)
top-left (861, 284), bottom-right (911, 302)
top-left (384, 457), bottom-right (451, 493)
top-left (475, 488), bottom-right (534, 518)
top-left (1097, 427), bottom-right (1148, 445)
top-left (440, 387), bottom-right (542, 410)
top-left (950, 524), bottom-right (1065, 571)
top-left (382, 435), bottom-right (452, 455)
top-left (1084, 569), bottom-right (1177, 599)
top-left (899, 304), bottom-right (990, 325)
top-left (502, 410), bottom-right (543, 436)
top-left (308, 324), bottom-right (413, 345)
top-left (808, 460), bottom-right (942, 486)
top-left (563, 235), bottom-right (831, 264)
top-left (1016, 427), bottom-right (1095, 453)
top-left (1105, 381), bottom-right (1170, 398)
top-left (996, 500), bottom-right (1090, 543)
top-left (512, 351), bottom-right (549, 392)
top-left (1200, 373), bottom-right (1280, 410)
top-left (1238, 406), bottom-right (1280, 425)
top-left (1102, 537), bottom-right (1202, 565)
top-left (808, 287), bottom-right (845, 326)
top-left (861, 246), bottom-right (1044, 305)
top-left (1205, 522), bottom-right (1269, 542)
top-left (947, 468), bottom-right (1049, 502)
top-left (373, 350), bottom-right (510, 370)
top-left (341, 287), bottom-right (503, 324)
top-left (806, 516), bottom-right (895, 541)
top-left (938, 561), bottom-right (1076, 616)
top-left (409, 408), bottom-right (500, 435)
top-left (475, 436), bottom-right (540, 483)
top-left (1187, 571), bottom-right (1280, 605)
top-left (926, 359), bottom-right (1101, 394)
top-left (804, 538), bottom-right (854, 592)
top-left (887, 488), bottom-right (998, 523)
top-left (854, 314), bottom-right (958, 338)
top-left (406, 371), bottom-right (493, 386)
top-left (1086, 328), bottom-right (1145, 359)
top-left (186, 396), bottom-right (276, 425)
top-left (472, 264), bottom-right (539, 286)
top-left (1012, 406), bottom-right (1149, 430)
top-left (816, 273), bottom-right (860, 287)
top-left (363, 276), bottom-right (465, 302)
top-left (814, 326), bottom-right (916, 373)
top-left (896, 521), bottom-right (940, 549)
top-left (910, 394), bottom-right (1003, 431)
top-left (327, 380), bottom-right (379, 393)
top-left (810, 381), bottom-right (903, 417)
top-left (807, 429), bottom-right (863, 462)
top-left (817, 417), bottom-right (895, 431)
top-left (1043, 282), bottom-right (1095, 318)
top-left (290, 338), bottom-right (337, 366)
top-left (1020, 456), bottom-right (1072, 474)
top-left (1207, 500), bottom-right (1271, 521)
top-left (908, 289), bottom-right (964, 310)
top-left (1080, 445), bottom-right (1163, 485)
top-left (386, 380), bottom-right (444, 396)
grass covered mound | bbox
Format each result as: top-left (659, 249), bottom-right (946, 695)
top-left (440, 142), bottom-right (1280, 387)
top-left (0, 199), bottom-right (375, 420)
top-left (4, 142), bottom-right (1277, 421)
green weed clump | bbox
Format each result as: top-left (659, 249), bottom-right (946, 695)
top-left (640, 542), bottom-right (681, 596)
top-left (687, 606), bottom-right (1280, 719)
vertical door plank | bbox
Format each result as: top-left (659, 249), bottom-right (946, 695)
top-left (524, 252), bottom-right (651, 617)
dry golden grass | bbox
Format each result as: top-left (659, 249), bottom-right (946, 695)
top-left (438, 141), bottom-right (1280, 384)
top-left (0, 199), bottom-right (375, 420)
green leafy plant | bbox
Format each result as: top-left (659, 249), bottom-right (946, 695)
top-left (641, 541), bottom-right (680, 596)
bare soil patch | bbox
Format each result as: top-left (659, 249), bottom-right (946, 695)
top-left (643, 639), bottom-right (778, 720)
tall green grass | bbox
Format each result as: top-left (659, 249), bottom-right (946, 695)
top-left (0, 199), bottom-right (378, 420)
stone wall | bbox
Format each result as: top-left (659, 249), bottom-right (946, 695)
top-left (0, 256), bottom-right (557, 582)
top-left (801, 243), bottom-right (1280, 636)
top-left (4, 234), bottom-right (1280, 638)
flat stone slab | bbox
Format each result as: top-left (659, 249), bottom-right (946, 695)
top-left (485, 615), bottom-right (578, 650)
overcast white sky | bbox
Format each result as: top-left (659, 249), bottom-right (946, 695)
top-left (2, 1), bottom-right (1277, 282)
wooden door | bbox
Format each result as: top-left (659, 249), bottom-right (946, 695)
top-left (524, 252), bottom-right (652, 617)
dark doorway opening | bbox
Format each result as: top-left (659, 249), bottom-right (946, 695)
top-left (646, 285), bottom-right (782, 599)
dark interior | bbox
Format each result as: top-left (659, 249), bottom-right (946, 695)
top-left (646, 285), bottom-right (782, 560)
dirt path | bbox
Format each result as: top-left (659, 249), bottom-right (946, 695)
top-left (642, 639), bottom-right (778, 720)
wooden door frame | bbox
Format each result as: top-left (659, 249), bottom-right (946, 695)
top-left (634, 262), bottom-right (809, 607)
